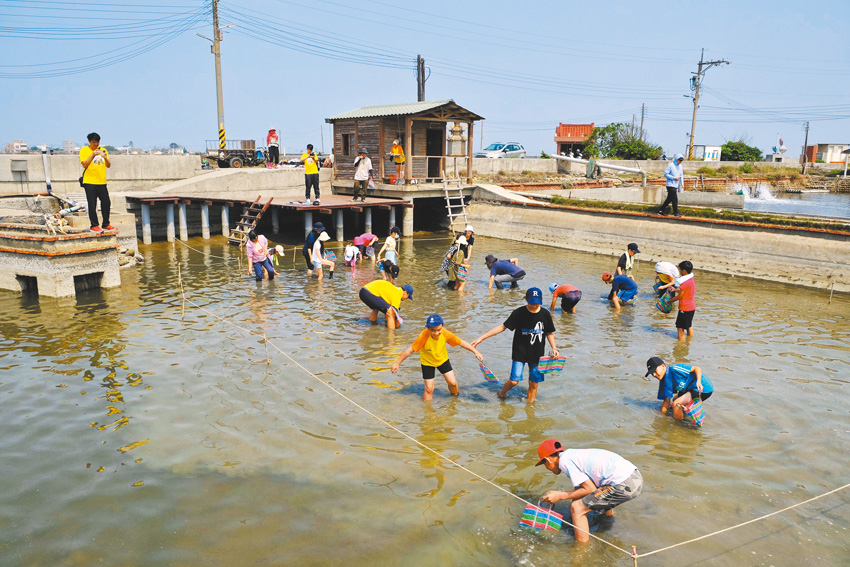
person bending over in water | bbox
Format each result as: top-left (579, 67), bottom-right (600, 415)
top-left (645, 356), bottom-right (713, 420)
top-left (358, 280), bottom-right (412, 329)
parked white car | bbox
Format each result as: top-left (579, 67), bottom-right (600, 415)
top-left (475, 142), bottom-right (526, 158)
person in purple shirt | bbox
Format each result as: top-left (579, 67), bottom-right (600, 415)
top-left (484, 254), bottom-right (526, 291)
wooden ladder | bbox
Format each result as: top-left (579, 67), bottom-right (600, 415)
top-left (442, 171), bottom-right (468, 236)
top-left (228, 196), bottom-right (274, 245)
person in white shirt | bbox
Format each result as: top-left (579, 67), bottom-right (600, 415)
top-left (535, 439), bottom-right (643, 543)
top-left (352, 148), bottom-right (373, 202)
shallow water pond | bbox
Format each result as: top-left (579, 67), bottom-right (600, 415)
top-left (1, 234), bottom-right (848, 566)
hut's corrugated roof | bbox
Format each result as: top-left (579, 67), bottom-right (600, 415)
top-left (326, 100), bottom-right (482, 122)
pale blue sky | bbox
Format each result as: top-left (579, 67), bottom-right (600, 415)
top-left (1, 0), bottom-right (848, 157)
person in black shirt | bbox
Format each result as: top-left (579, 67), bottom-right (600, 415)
top-left (454, 225), bottom-right (475, 262)
top-left (616, 242), bottom-right (640, 277)
top-left (472, 287), bottom-right (560, 402)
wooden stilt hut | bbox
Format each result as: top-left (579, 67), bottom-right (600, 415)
top-left (325, 100), bottom-right (483, 185)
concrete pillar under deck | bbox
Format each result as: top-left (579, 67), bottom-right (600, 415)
top-left (365, 208), bottom-right (372, 234)
top-left (335, 209), bottom-right (343, 241)
top-left (271, 208), bottom-right (280, 234)
top-left (389, 207), bottom-right (396, 232)
top-left (200, 204), bottom-right (210, 240)
top-left (165, 204), bottom-right (175, 242)
top-left (221, 205), bottom-right (230, 237)
top-left (141, 203), bottom-right (152, 245)
top-left (402, 202), bottom-right (413, 237)
top-left (304, 211), bottom-right (313, 234)
top-left (178, 203), bottom-right (188, 241)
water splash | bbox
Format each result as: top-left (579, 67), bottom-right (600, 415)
top-left (734, 182), bottom-right (775, 201)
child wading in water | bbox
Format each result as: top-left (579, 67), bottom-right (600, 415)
top-left (391, 314), bottom-right (484, 401)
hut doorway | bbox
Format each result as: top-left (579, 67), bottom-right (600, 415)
top-left (426, 129), bottom-right (444, 180)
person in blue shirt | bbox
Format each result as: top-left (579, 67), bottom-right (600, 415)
top-left (658, 153), bottom-right (684, 216)
top-left (602, 272), bottom-right (638, 311)
top-left (645, 356), bottom-right (714, 420)
top-left (484, 254), bottom-right (527, 291)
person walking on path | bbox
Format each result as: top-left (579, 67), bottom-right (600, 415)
top-left (471, 288), bottom-right (559, 402)
top-left (484, 255), bottom-right (526, 291)
top-left (658, 154), bottom-right (684, 216)
top-left (302, 222), bottom-right (324, 275)
top-left (390, 314), bottom-right (484, 401)
top-left (79, 132), bottom-right (113, 232)
top-left (301, 144), bottom-right (321, 204)
top-left (536, 440), bottom-right (643, 543)
top-left (603, 272), bottom-right (638, 311)
top-left (616, 242), bottom-right (640, 277)
top-left (358, 280), bottom-right (413, 329)
top-left (671, 260), bottom-right (696, 340)
top-left (246, 230), bottom-right (275, 281)
top-left (549, 283), bottom-right (582, 313)
top-left (645, 356), bottom-right (713, 420)
top-left (390, 139), bottom-right (405, 184)
top-left (352, 148), bottom-right (373, 202)
top-left (266, 128), bottom-right (280, 168)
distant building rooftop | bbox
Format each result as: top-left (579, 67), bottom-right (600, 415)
top-left (554, 123), bottom-right (594, 143)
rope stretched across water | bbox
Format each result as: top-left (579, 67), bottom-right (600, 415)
top-left (172, 249), bottom-right (849, 563)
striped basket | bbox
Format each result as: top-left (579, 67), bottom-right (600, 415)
top-left (537, 356), bottom-right (566, 374)
top-left (479, 362), bottom-right (499, 383)
top-left (456, 264), bottom-right (468, 282)
top-left (519, 502), bottom-right (563, 532)
top-left (684, 399), bottom-right (705, 426)
top-left (324, 250), bottom-right (336, 262)
top-left (364, 246), bottom-right (375, 258)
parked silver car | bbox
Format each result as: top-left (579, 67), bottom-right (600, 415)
top-left (475, 142), bottom-right (526, 158)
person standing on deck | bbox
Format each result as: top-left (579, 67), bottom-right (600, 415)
top-left (79, 132), bottom-right (113, 232)
top-left (267, 128), bottom-right (280, 168)
top-left (352, 148), bottom-right (373, 202)
top-left (390, 139), bottom-right (405, 184)
top-left (301, 144), bottom-right (321, 204)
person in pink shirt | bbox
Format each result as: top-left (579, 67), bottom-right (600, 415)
top-left (671, 260), bottom-right (695, 340)
top-left (548, 282), bottom-right (582, 313)
top-left (358, 232), bottom-right (378, 262)
top-left (246, 230), bottom-right (276, 281)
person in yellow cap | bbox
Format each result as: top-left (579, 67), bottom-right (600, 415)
top-left (535, 440), bottom-right (642, 543)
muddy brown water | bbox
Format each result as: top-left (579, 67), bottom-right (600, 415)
top-left (1, 234), bottom-right (848, 566)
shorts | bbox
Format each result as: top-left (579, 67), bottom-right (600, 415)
top-left (313, 260), bottom-right (323, 270)
top-left (676, 309), bottom-right (696, 330)
top-left (509, 360), bottom-right (544, 383)
top-left (560, 290), bottom-right (582, 310)
top-left (679, 390), bottom-right (712, 402)
top-left (394, 159), bottom-right (405, 166)
top-left (385, 250), bottom-right (398, 264)
top-left (616, 288), bottom-right (637, 302)
top-left (421, 360), bottom-right (452, 380)
top-left (581, 469), bottom-right (643, 512)
top-left (359, 288), bottom-right (391, 313)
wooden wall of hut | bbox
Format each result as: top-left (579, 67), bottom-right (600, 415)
top-left (333, 118), bottom-right (380, 180)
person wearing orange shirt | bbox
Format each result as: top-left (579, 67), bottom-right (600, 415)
top-left (391, 314), bottom-right (483, 401)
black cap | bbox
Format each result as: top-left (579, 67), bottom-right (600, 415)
top-left (628, 242), bottom-right (640, 253)
top-left (484, 254), bottom-right (497, 267)
top-left (313, 222), bottom-right (325, 231)
top-left (645, 356), bottom-right (665, 377)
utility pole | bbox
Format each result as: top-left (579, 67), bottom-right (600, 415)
top-left (416, 55), bottom-right (425, 101)
top-left (687, 48), bottom-right (729, 159)
top-left (211, 0), bottom-right (225, 150)
top-left (801, 121), bottom-right (810, 174)
top-left (639, 103), bottom-right (645, 141)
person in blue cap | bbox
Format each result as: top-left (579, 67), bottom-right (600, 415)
top-left (391, 314), bottom-right (484, 401)
top-left (471, 287), bottom-right (560, 402)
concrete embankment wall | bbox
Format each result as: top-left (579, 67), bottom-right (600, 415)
top-left (547, 186), bottom-right (745, 208)
top-left (0, 154), bottom-right (203, 194)
top-left (466, 201), bottom-right (850, 292)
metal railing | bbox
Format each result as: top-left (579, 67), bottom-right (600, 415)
top-left (552, 154), bottom-right (647, 186)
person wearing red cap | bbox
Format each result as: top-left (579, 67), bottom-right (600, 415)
top-left (535, 440), bottom-right (642, 543)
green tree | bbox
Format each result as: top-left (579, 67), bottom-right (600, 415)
top-left (103, 145), bottom-right (117, 153)
top-left (581, 123), bottom-right (662, 160)
top-left (721, 141), bottom-right (762, 161)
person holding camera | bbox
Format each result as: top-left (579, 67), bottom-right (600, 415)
top-left (79, 132), bottom-right (113, 232)
top-left (300, 143), bottom-right (321, 204)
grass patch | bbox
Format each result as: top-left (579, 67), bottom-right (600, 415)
top-left (547, 196), bottom-right (850, 231)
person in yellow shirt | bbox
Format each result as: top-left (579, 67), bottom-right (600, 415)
top-left (300, 143), bottom-right (321, 204)
top-left (358, 280), bottom-right (413, 329)
top-left (391, 314), bottom-right (484, 401)
top-left (390, 139), bottom-right (405, 185)
top-left (78, 132), bottom-right (113, 232)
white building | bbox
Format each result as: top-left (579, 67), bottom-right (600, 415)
top-left (693, 144), bottom-right (722, 161)
top-left (815, 143), bottom-right (849, 164)
top-left (63, 140), bottom-right (76, 153)
top-left (4, 140), bottom-right (28, 153)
